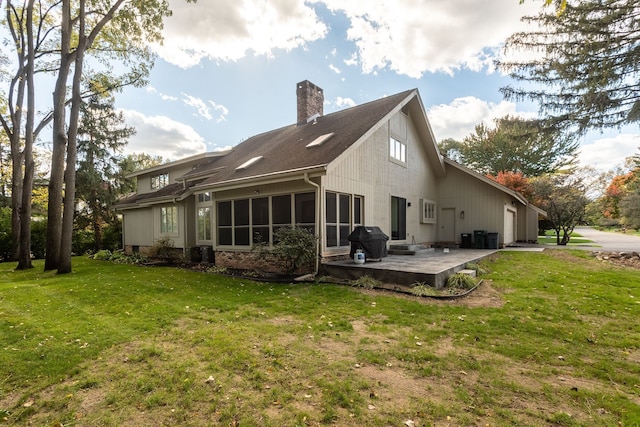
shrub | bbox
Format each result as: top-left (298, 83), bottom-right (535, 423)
top-left (465, 262), bottom-right (489, 276)
top-left (446, 273), bottom-right (477, 290)
top-left (350, 275), bottom-right (380, 290)
top-left (93, 249), bottom-right (113, 260)
top-left (149, 236), bottom-right (182, 264)
top-left (254, 226), bottom-right (317, 274)
top-left (409, 282), bottom-right (438, 297)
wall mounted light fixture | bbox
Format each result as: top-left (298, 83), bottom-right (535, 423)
top-left (460, 210), bottom-right (465, 219)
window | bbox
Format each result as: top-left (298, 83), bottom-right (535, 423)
top-left (391, 196), bottom-right (406, 240)
top-left (151, 173), bottom-right (169, 190)
top-left (160, 206), bottom-right (178, 234)
top-left (197, 207), bottom-right (211, 241)
top-left (216, 192), bottom-right (316, 247)
top-left (252, 197), bottom-right (269, 244)
top-left (326, 192), bottom-right (362, 248)
top-left (389, 137), bottom-right (406, 163)
top-left (198, 192), bottom-right (211, 203)
top-left (420, 199), bottom-right (436, 223)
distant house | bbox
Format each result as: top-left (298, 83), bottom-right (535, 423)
top-left (116, 80), bottom-right (543, 271)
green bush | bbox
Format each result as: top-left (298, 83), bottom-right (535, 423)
top-left (409, 282), bottom-right (438, 297)
top-left (350, 275), bottom-right (380, 290)
top-left (254, 226), bottom-right (318, 274)
top-left (446, 272), bottom-right (477, 290)
top-left (0, 207), bottom-right (12, 261)
top-left (149, 236), bottom-right (182, 264)
top-left (93, 249), bottom-right (113, 260)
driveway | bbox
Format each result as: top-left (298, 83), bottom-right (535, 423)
top-left (573, 226), bottom-right (640, 252)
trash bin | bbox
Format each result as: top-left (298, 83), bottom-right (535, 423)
top-left (348, 226), bottom-right (389, 260)
top-left (487, 232), bottom-right (499, 249)
top-left (473, 230), bottom-right (487, 249)
top-left (460, 233), bottom-right (472, 249)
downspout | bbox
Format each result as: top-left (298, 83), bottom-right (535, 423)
top-left (304, 173), bottom-right (321, 275)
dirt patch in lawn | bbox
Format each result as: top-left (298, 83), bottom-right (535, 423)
top-left (358, 280), bottom-right (506, 309)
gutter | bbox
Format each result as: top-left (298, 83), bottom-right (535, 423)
top-left (304, 172), bottom-right (321, 276)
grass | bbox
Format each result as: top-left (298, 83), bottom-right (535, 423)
top-left (0, 252), bottom-right (639, 426)
top-left (537, 230), bottom-right (596, 246)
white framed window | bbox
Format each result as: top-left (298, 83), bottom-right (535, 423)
top-left (326, 192), bottom-right (364, 248)
top-left (389, 137), bottom-right (406, 163)
top-left (160, 206), bottom-right (178, 233)
top-left (198, 192), bottom-right (211, 203)
top-left (420, 199), bottom-right (436, 223)
top-left (151, 173), bottom-right (169, 190)
top-left (197, 207), bottom-right (212, 241)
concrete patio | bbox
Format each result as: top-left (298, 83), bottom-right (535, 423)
top-left (320, 247), bottom-right (500, 289)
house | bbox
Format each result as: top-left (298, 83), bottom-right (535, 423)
top-left (116, 80), bottom-right (543, 272)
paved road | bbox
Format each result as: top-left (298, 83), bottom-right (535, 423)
top-left (573, 226), bottom-right (640, 252)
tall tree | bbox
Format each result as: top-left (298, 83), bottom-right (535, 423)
top-left (530, 171), bottom-right (589, 245)
top-left (458, 116), bottom-right (577, 176)
top-left (501, 0), bottom-right (640, 133)
top-left (1, 0), bottom-right (41, 269)
top-left (76, 92), bottom-right (134, 251)
top-left (44, 0), bottom-right (176, 273)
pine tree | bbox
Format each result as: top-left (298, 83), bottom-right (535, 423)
top-left (500, 0), bottom-right (640, 133)
top-left (76, 93), bottom-right (134, 251)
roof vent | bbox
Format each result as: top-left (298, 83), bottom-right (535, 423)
top-left (306, 132), bottom-right (335, 148)
top-left (236, 156), bottom-right (263, 171)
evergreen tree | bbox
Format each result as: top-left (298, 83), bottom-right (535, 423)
top-left (500, 0), bottom-right (640, 133)
top-left (76, 93), bottom-right (134, 251)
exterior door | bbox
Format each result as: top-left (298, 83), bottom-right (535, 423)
top-left (439, 207), bottom-right (456, 243)
top-left (391, 196), bottom-right (406, 240)
top-left (504, 208), bottom-right (516, 245)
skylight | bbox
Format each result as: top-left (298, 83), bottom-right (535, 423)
top-left (235, 156), bottom-right (263, 171)
top-left (306, 132), bottom-right (335, 148)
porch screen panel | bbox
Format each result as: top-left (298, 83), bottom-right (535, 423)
top-left (217, 201), bottom-right (232, 245)
top-left (295, 192), bottom-right (316, 234)
top-left (272, 194), bottom-right (291, 237)
top-left (234, 199), bottom-right (250, 245)
top-left (252, 197), bottom-right (269, 244)
top-left (354, 196), bottom-right (363, 226)
top-left (326, 192), bottom-right (337, 247)
top-left (339, 194), bottom-right (350, 246)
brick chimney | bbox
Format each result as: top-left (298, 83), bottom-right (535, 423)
top-left (296, 80), bottom-right (323, 124)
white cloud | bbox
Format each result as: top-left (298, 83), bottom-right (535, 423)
top-left (146, 86), bottom-right (178, 102)
top-left (334, 96), bottom-right (356, 108)
top-left (578, 133), bottom-right (640, 172)
top-left (426, 96), bottom-right (536, 141)
top-left (329, 63), bottom-right (341, 74)
top-left (314, 0), bottom-right (540, 78)
top-left (155, 0), bottom-right (328, 67)
top-left (120, 109), bottom-right (208, 160)
top-left (180, 93), bottom-right (229, 123)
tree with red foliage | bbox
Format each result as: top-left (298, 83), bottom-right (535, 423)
top-left (602, 172), bottom-right (635, 220)
top-left (486, 171), bottom-right (534, 200)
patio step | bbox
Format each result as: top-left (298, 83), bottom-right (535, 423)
top-left (388, 244), bottom-right (430, 256)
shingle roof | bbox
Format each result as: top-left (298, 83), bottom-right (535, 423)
top-left (116, 88), bottom-right (419, 207)
top-left (186, 89), bottom-right (417, 187)
top-left (116, 182), bottom-right (193, 207)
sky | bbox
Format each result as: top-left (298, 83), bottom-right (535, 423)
top-left (113, 0), bottom-right (639, 172)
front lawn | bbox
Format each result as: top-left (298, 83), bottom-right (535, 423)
top-left (537, 230), bottom-right (595, 246)
top-left (1, 252), bottom-right (639, 426)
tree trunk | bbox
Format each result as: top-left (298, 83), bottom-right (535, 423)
top-left (16, 0), bottom-right (36, 270)
top-left (57, 0), bottom-right (86, 274)
top-left (45, 0), bottom-right (72, 271)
